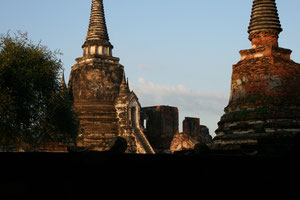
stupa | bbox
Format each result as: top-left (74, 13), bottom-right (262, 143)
top-left (214, 0), bottom-right (300, 151)
top-left (68, 0), bottom-right (154, 153)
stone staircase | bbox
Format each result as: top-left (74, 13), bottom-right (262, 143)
top-left (133, 127), bottom-right (155, 154)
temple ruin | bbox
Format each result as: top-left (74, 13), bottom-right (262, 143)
top-left (141, 106), bottom-right (179, 153)
top-left (170, 117), bottom-right (212, 153)
top-left (67, 0), bottom-right (154, 153)
top-left (140, 106), bottom-right (212, 153)
top-left (65, 0), bottom-right (213, 154)
top-left (214, 0), bottom-right (300, 151)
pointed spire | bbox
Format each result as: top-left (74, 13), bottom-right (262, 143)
top-left (60, 70), bottom-right (67, 91)
top-left (126, 78), bottom-right (130, 91)
top-left (248, 0), bottom-right (282, 34)
top-left (119, 70), bottom-right (130, 94)
top-left (83, 0), bottom-right (113, 49)
top-left (121, 70), bottom-right (126, 83)
top-left (248, 0), bottom-right (282, 48)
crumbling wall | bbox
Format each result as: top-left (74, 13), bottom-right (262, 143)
top-left (183, 117), bottom-right (212, 144)
top-left (170, 132), bottom-right (198, 153)
top-left (200, 125), bottom-right (212, 144)
top-left (141, 106), bottom-right (179, 153)
top-left (170, 117), bottom-right (212, 153)
top-left (183, 117), bottom-right (201, 139)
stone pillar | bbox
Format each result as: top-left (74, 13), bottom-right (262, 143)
top-left (183, 117), bottom-right (201, 140)
top-left (141, 106), bottom-right (179, 153)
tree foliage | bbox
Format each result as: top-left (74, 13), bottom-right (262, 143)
top-left (0, 32), bottom-right (79, 151)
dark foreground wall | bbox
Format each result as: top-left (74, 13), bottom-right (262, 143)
top-left (0, 152), bottom-right (299, 198)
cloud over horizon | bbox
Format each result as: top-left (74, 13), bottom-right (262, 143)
top-left (130, 78), bottom-right (229, 136)
top-left (131, 77), bottom-right (228, 114)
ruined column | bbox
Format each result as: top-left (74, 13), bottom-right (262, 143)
top-left (141, 106), bottom-right (179, 153)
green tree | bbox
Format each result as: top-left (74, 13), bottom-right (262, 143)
top-left (0, 32), bottom-right (79, 151)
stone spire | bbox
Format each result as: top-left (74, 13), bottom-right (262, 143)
top-left (119, 70), bottom-right (130, 94)
top-left (82, 0), bottom-right (113, 56)
top-left (60, 70), bottom-right (67, 91)
top-left (248, 0), bottom-right (282, 34)
top-left (248, 0), bottom-right (283, 48)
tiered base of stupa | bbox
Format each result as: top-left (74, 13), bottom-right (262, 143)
top-left (214, 45), bottom-right (300, 152)
top-left (68, 55), bottom-right (155, 153)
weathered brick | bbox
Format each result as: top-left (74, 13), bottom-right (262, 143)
top-left (68, 0), bottom-right (154, 154)
top-left (214, 0), bottom-right (300, 151)
top-left (141, 106), bottom-right (179, 153)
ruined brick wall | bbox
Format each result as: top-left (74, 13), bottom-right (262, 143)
top-left (183, 117), bottom-right (212, 144)
top-left (170, 132), bottom-right (198, 153)
top-left (183, 117), bottom-right (200, 139)
top-left (141, 106), bottom-right (179, 153)
top-left (200, 125), bottom-right (212, 145)
top-left (170, 117), bottom-right (212, 153)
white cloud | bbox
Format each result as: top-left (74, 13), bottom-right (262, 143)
top-left (129, 77), bottom-right (229, 136)
top-left (131, 77), bottom-right (228, 114)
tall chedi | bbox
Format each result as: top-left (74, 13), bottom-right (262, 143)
top-left (68, 0), bottom-right (154, 153)
top-left (214, 0), bottom-right (300, 151)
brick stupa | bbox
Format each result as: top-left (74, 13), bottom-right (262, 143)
top-left (214, 0), bottom-right (300, 151)
top-left (68, 0), bottom-right (154, 153)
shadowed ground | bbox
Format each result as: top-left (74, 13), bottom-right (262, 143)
top-left (0, 150), bottom-right (299, 198)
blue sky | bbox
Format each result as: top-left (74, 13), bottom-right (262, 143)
top-left (1, 0), bottom-right (300, 137)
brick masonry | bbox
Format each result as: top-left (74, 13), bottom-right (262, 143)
top-left (214, 0), bottom-right (300, 150)
top-left (68, 0), bottom-right (154, 153)
top-left (170, 117), bottom-right (212, 153)
top-left (141, 106), bottom-right (179, 153)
